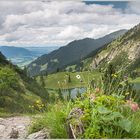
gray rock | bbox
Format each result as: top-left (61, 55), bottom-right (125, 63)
top-left (0, 124), bottom-right (5, 133)
top-left (9, 128), bottom-right (19, 139)
top-left (67, 107), bottom-right (84, 139)
top-left (27, 129), bottom-right (50, 139)
top-left (0, 118), bottom-right (5, 122)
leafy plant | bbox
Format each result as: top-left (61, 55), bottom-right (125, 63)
top-left (101, 64), bottom-right (138, 101)
top-left (0, 66), bottom-right (20, 95)
top-left (70, 93), bottom-right (140, 138)
top-left (30, 101), bottom-right (72, 138)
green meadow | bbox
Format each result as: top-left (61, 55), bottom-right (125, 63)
top-left (36, 71), bottom-right (101, 89)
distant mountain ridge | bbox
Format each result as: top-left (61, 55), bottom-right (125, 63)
top-left (0, 46), bottom-right (59, 68)
top-left (88, 23), bottom-right (140, 73)
top-left (27, 29), bottom-right (127, 76)
top-left (0, 46), bottom-right (33, 58)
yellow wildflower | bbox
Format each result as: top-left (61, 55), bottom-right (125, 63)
top-left (36, 100), bottom-right (40, 104)
top-left (125, 92), bottom-right (130, 95)
top-left (112, 74), bottom-right (117, 78)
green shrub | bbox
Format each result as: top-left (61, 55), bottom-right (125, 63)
top-left (0, 66), bottom-right (19, 93)
top-left (30, 101), bottom-right (72, 138)
top-left (71, 94), bottom-right (140, 138)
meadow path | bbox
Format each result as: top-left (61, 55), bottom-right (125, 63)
top-left (0, 116), bottom-right (31, 139)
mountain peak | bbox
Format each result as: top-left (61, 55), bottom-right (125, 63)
top-left (27, 29), bottom-right (126, 76)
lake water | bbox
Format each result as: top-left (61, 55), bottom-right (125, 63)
top-left (134, 83), bottom-right (140, 91)
top-left (48, 87), bottom-right (87, 99)
top-left (61, 87), bottom-right (87, 98)
top-left (61, 83), bottom-right (140, 97)
top-left (48, 83), bottom-right (140, 99)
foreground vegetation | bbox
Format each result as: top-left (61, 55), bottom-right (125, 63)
top-left (1, 59), bottom-right (140, 138)
top-left (29, 102), bottom-right (71, 138)
top-left (30, 64), bottom-right (140, 138)
top-left (1, 49), bottom-right (140, 138)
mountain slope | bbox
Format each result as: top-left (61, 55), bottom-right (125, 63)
top-left (0, 46), bottom-right (33, 58)
top-left (27, 29), bottom-right (127, 76)
top-left (0, 52), bottom-right (10, 65)
top-left (89, 23), bottom-right (140, 73)
top-left (0, 46), bottom-right (37, 68)
top-left (0, 52), bottom-right (48, 114)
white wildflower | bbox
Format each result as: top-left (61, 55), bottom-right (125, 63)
top-left (76, 75), bottom-right (81, 79)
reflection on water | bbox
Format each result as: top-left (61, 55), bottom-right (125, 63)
top-left (134, 83), bottom-right (140, 91)
top-left (61, 87), bottom-right (87, 98)
top-left (48, 83), bottom-right (140, 99)
top-left (48, 87), bottom-right (87, 99)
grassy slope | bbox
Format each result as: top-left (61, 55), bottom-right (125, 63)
top-left (0, 58), bottom-right (48, 115)
top-left (0, 76), bottom-right (43, 116)
top-left (36, 71), bottom-right (101, 89)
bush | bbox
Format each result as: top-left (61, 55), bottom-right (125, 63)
top-left (70, 93), bottom-right (140, 138)
top-left (101, 64), bottom-right (138, 101)
top-left (0, 66), bottom-right (19, 93)
top-left (30, 101), bottom-right (72, 138)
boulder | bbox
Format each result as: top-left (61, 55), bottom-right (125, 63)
top-left (27, 129), bottom-right (50, 139)
top-left (9, 128), bottom-right (19, 139)
top-left (67, 107), bottom-right (84, 139)
top-left (0, 124), bottom-right (5, 133)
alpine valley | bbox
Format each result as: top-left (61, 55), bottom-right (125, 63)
top-left (0, 1), bottom-right (140, 139)
top-left (27, 30), bottom-right (127, 76)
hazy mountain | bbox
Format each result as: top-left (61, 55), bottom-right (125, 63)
top-left (0, 46), bottom-right (35, 68)
top-left (0, 46), bottom-right (59, 68)
top-left (89, 23), bottom-right (140, 73)
top-left (26, 46), bottom-right (59, 56)
top-left (27, 29), bottom-right (127, 76)
top-left (0, 46), bottom-right (33, 58)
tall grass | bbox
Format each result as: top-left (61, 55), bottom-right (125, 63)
top-left (29, 101), bottom-right (72, 138)
top-left (29, 64), bottom-right (140, 138)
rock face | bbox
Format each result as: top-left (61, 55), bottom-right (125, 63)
top-left (27, 129), bottom-right (50, 139)
top-left (90, 23), bottom-right (140, 71)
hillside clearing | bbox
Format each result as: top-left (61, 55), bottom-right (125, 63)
top-left (36, 71), bottom-right (101, 89)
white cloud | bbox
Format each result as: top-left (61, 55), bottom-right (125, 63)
top-left (0, 1), bottom-right (140, 47)
top-left (126, 1), bottom-right (140, 14)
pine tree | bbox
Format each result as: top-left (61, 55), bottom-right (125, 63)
top-left (40, 75), bottom-right (45, 87)
top-left (68, 74), bottom-right (71, 83)
top-left (58, 88), bottom-right (64, 101)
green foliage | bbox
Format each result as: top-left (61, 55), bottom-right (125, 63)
top-left (58, 88), bottom-right (64, 101)
top-left (66, 64), bottom-right (140, 138)
top-left (40, 75), bottom-right (45, 87)
top-left (36, 71), bottom-right (101, 89)
top-left (0, 64), bottom-right (49, 114)
top-left (101, 64), bottom-right (137, 101)
top-left (30, 102), bottom-right (72, 138)
top-left (71, 94), bottom-right (140, 138)
top-left (0, 67), bottom-right (20, 94)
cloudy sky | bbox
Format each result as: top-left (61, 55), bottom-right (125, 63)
top-left (0, 0), bottom-right (140, 47)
